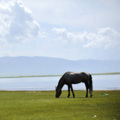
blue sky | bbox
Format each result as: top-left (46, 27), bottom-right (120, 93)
top-left (0, 0), bottom-right (120, 60)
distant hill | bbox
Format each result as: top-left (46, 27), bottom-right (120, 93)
top-left (0, 56), bottom-right (120, 77)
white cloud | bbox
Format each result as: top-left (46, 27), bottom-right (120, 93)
top-left (53, 27), bottom-right (120, 49)
top-left (0, 0), bottom-right (120, 60)
top-left (23, 0), bottom-right (120, 32)
top-left (0, 0), bottom-right (41, 44)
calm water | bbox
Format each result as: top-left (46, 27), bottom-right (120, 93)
top-left (0, 74), bottom-right (120, 91)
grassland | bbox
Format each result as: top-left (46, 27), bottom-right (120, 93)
top-left (0, 90), bottom-right (120, 120)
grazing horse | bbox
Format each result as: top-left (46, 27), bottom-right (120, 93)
top-left (55, 72), bottom-right (93, 98)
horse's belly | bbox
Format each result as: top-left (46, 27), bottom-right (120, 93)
top-left (71, 79), bottom-right (82, 84)
top-left (65, 79), bottom-right (81, 85)
top-left (72, 81), bottom-right (82, 84)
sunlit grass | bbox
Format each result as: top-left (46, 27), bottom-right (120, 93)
top-left (0, 90), bottom-right (120, 120)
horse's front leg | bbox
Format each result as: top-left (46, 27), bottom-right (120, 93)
top-left (67, 85), bottom-right (70, 98)
top-left (70, 85), bottom-right (75, 98)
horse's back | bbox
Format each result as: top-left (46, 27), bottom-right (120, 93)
top-left (64, 72), bottom-right (90, 84)
top-left (65, 71), bottom-right (90, 77)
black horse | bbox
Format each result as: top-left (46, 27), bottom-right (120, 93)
top-left (56, 72), bottom-right (93, 98)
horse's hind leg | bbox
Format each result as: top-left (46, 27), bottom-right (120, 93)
top-left (85, 83), bottom-right (88, 98)
top-left (70, 85), bottom-right (75, 98)
top-left (67, 85), bottom-right (70, 98)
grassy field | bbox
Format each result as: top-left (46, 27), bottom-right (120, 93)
top-left (0, 90), bottom-right (120, 120)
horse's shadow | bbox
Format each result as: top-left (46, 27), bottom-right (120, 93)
top-left (60, 96), bottom-right (93, 99)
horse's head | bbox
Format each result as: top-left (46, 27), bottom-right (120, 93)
top-left (55, 86), bottom-right (62, 98)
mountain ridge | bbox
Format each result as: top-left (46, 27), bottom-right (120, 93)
top-left (0, 56), bottom-right (120, 77)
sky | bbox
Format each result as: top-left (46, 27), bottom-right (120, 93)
top-left (0, 0), bottom-right (120, 60)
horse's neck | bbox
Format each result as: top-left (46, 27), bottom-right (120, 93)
top-left (58, 79), bottom-right (64, 89)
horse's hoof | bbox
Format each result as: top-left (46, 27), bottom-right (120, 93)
top-left (90, 95), bottom-right (93, 98)
top-left (73, 95), bottom-right (75, 98)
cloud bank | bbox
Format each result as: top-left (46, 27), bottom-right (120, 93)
top-left (0, 0), bottom-right (120, 60)
top-left (0, 0), bottom-right (40, 44)
top-left (53, 27), bottom-right (120, 49)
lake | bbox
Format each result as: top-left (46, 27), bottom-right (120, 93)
top-left (0, 74), bottom-right (120, 91)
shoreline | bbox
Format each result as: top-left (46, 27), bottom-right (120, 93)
top-left (0, 90), bottom-right (120, 92)
top-left (0, 72), bottom-right (120, 79)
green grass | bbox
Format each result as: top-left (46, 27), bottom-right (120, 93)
top-left (0, 90), bottom-right (120, 120)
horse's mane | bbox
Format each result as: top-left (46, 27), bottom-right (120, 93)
top-left (57, 72), bottom-right (71, 88)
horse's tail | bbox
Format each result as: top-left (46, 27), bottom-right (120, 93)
top-left (89, 74), bottom-right (93, 97)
